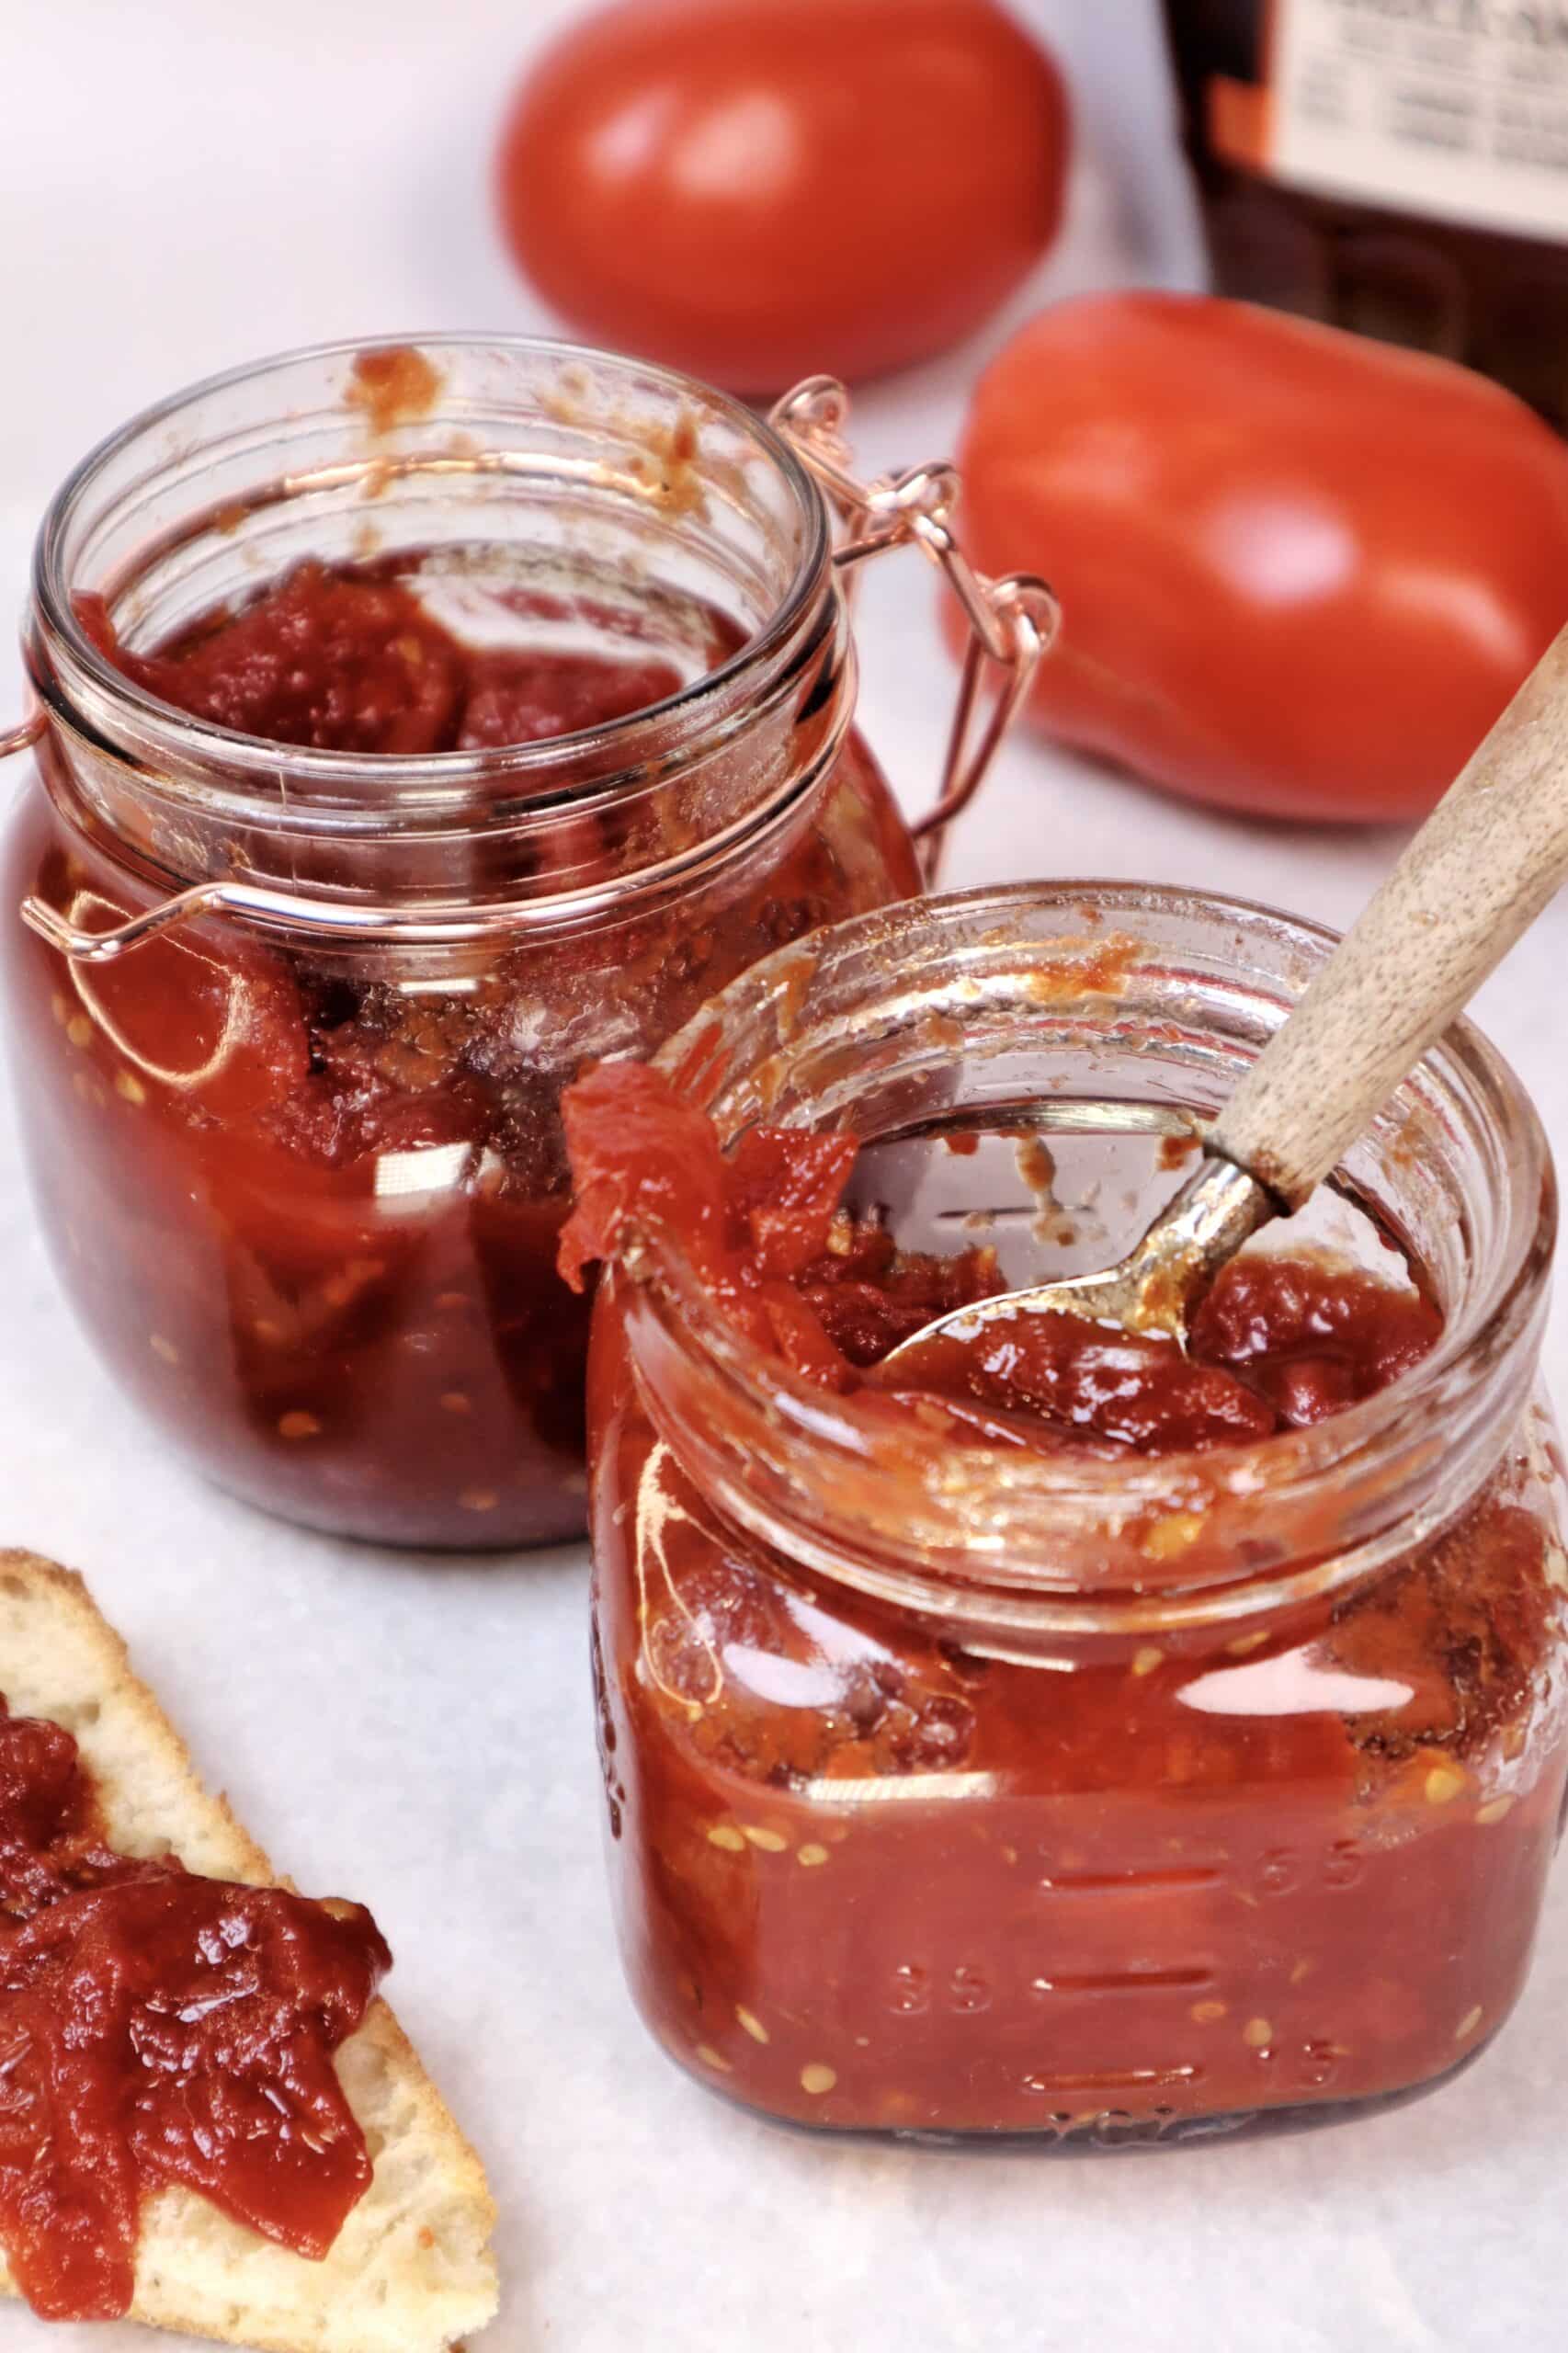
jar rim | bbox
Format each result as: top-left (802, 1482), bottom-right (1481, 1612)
top-left (618, 881), bottom-right (1557, 1635)
top-left (27, 331), bottom-right (834, 808)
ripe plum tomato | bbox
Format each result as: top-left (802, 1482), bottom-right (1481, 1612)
top-left (954, 292), bottom-right (1568, 823)
top-left (495, 0), bottom-right (1070, 395)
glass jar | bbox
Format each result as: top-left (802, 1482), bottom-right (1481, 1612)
top-left (1163, 1), bottom-right (1568, 429)
top-left (0, 337), bottom-right (935, 1551)
top-left (585, 882), bottom-right (1568, 2144)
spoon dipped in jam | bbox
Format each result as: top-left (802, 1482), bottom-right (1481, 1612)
top-left (881, 620), bottom-right (1568, 1378)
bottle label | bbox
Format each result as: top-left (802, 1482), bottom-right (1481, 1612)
top-left (1207, 1), bottom-right (1568, 244)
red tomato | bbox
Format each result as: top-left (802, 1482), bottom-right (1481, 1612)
top-left (495, 0), bottom-right (1070, 395)
top-left (955, 292), bottom-right (1568, 823)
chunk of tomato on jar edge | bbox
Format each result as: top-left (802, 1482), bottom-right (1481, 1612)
top-left (952, 292), bottom-right (1568, 823)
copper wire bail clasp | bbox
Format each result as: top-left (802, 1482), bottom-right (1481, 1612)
top-left (770, 375), bottom-right (1059, 886)
top-left (0, 710), bottom-right (44, 763)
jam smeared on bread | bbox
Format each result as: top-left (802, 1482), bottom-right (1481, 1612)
top-left (0, 1554), bottom-right (498, 2351)
top-left (0, 1695), bottom-right (389, 2321)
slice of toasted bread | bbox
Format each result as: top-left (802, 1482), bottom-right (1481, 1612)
top-left (0, 1551), bottom-right (499, 2353)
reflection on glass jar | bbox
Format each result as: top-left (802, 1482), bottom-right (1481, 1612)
top-left (1, 337), bottom-right (919, 1549)
top-left (585, 884), bottom-right (1568, 2143)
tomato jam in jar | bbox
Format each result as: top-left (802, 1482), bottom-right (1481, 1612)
top-left (573, 884), bottom-right (1568, 2144)
top-left (1, 338), bottom-right (919, 1548)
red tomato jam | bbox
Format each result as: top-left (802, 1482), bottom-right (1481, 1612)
top-left (76, 560), bottom-right (691, 757)
top-left (564, 1064), bottom-right (1568, 2142)
top-left (6, 557), bottom-right (915, 1547)
top-left (0, 1697), bottom-right (388, 2320)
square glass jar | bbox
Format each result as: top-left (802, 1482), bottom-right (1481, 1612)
top-left (585, 883), bottom-right (1568, 2144)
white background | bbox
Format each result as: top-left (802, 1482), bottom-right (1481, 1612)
top-left (0, 6), bottom-right (1563, 2349)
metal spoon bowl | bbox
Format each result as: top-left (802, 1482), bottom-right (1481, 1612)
top-left (880, 620), bottom-right (1568, 1373)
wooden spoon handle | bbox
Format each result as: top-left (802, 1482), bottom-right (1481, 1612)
top-left (1209, 620), bottom-right (1568, 1208)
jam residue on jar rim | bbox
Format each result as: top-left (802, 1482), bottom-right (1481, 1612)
top-left (28, 335), bottom-right (840, 810)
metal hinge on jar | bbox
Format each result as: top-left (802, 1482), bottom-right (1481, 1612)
top-left (770, 376), bottom-right (1060, 885)
top-left (3, 378), bottom-right (1060, 961)
top-left (0, 712), bottom-right (43, 762)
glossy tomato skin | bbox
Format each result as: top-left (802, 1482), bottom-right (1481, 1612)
top-left (956, 293), bottom-right (1568, 823)
top-left (496, 0), bottom-right (1070, 395)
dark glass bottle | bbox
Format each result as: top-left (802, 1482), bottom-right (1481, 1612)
top-left (1163, 1), bottom-right (1568, 429)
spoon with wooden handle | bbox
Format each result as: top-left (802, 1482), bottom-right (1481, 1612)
top-left (880, 620), bottom-right (1568, 1375)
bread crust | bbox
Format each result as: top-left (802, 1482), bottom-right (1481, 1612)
top-left (0, 1551), bottom-right (499, 2353)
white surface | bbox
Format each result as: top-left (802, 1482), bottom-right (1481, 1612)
top-left (0, 6), bottom-right (1563, 2350)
